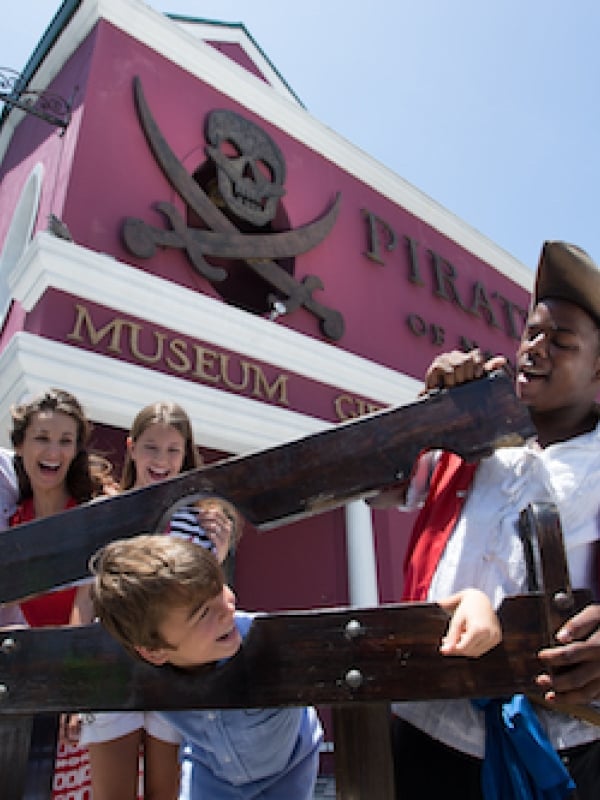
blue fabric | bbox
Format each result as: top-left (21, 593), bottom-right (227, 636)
top-left (474, 695), bottom-right (575, 800)
top-left (161, 612), bottom-right (323, 800)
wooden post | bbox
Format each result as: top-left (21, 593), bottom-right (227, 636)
top-left (22, 714), bottom-right (58, 799)
top-left (0, 717), bottom-right (33, 800)
top-left (0, 714), bottom-right (59, 800)
top-left (333, 704), bottom-right (395, 799)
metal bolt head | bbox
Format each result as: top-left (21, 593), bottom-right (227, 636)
top-left (553, 591), bottom-right (574, 612)
top-left (345, 619), bottom-right (363, 639)
top-left (0, 637), bottom-right (16, 654)
top-left (345, 669), bottom-right (363, 689)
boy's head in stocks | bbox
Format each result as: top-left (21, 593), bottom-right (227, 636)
top-left (89, 534), bottom-right (242, 669)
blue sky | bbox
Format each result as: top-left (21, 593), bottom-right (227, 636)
top-left (4, 1), bottom-right (600, 272)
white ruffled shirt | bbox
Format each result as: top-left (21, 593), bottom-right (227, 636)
top-left (393, 424), bottom-right (600, 757)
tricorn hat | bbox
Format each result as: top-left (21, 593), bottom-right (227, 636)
top-left (534, 241), bottom-right (600, 326)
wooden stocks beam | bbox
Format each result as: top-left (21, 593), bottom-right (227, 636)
top-left (0, 589), bottom-right (592, 715)
top-left (0, 370), bottom-right (534, 605)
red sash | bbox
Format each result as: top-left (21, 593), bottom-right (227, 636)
top-left (401, 452), bottom-right (478, 601)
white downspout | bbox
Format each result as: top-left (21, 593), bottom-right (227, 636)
top-left (345, 499), bottom-right (378, 607)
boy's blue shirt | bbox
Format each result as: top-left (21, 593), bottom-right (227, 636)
top-left (161, 611), bottom-right (323, 799)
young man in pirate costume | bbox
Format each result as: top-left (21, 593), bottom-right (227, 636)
top-left (372, 241), bottom-right (600, 798)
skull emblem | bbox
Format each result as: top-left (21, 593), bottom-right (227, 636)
top-left (205, 109), bottom-right (286, 227)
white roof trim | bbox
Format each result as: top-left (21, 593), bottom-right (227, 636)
top-left (170, 19), bottom-right (301, 105)
top-left (0, 331), bottom-right (334, 452)
top-left (8, 232), bottom-right (421, 408)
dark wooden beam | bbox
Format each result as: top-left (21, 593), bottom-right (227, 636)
top-left (0, 717), bottom-right (32, 800)
top-left (0, 371), bottom-right (534, 605)
top-left (0, 588), bottom-right (591, 715)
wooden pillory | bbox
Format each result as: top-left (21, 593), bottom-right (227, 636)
top-left (1, 372), bottom-right (595, 798)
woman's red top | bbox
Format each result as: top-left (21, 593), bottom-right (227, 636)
top-left (9, 496), bottom-right (78, 627)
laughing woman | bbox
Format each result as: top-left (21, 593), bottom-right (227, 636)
top-left (9, 387), bottom-right (109, 800)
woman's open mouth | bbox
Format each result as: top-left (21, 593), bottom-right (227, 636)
top-left (39, 460), bottom-right (61, 473)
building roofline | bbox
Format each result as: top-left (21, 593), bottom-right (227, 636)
top-left (0, 0), bottom-right (531, 285)
top-left (1, 3), bottom-right (304, 132)
top-left (166, 14), bottom-right (305, 108)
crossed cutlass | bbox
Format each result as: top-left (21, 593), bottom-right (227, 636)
top-left (123, 77), bottom-right (345, 341)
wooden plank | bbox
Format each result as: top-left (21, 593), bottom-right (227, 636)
top-left (333, 704), bottom-right (395, 800)
top-left (0, 589), bottom-right (592, 715)
top-left (0, 370), bottom-right (534, 605)
top-left (22, 715), bottom-right (58, 799)
top-left (2, 503), bottom-right (596, 724)
top-left (0, 717), bottom-right (32, 800)
top-left (519, 503), bottom-right (578, 636)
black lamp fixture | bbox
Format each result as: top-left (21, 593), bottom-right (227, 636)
top-left (0, 67), bottom-right (71, 129)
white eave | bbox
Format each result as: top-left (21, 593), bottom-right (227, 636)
top-left (0, 231), bottom-right (420, 450)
